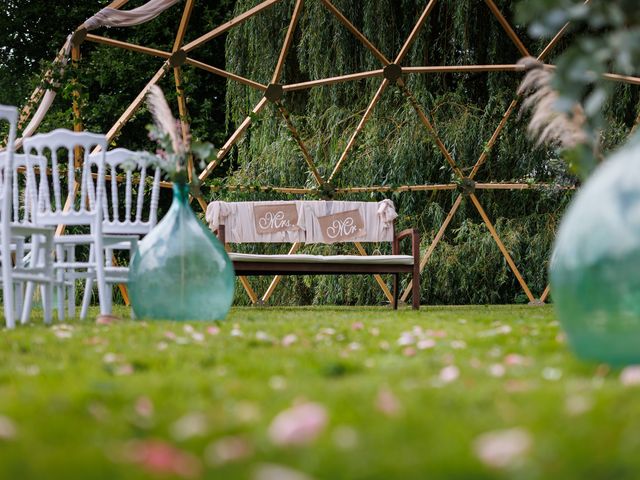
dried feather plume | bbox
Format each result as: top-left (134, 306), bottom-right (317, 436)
top-left (517, 57), bottom-right (587, 149)
top-left (146, 85), bottom-right (184, 157)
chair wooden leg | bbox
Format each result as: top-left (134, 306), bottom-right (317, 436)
top-left (393, 273), bottom-right (399, 310)
top-left (412, 266), bottom-right (420, 310)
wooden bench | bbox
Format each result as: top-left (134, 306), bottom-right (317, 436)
top-left (206, 200), bottom-right (420, 309)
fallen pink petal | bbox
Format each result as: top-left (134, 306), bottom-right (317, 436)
top-left (205, 436), bottom-right (254, 465)
top-left (375, 388), bottom-right (402, 417)
top-left (0, 415), bottom-right (17, 440)
top-left (268, 402), bottom-right (328, 446)
top-left (620, 365), bottom-right (640, 386)
top-left (123, 440), bottom-right (202, 478)
top-left (439, 365), bottom-right (460, 384)
top-left (253, 463), bottom-right (315, 480)
top-left (473, 427), bottom-right (532, 469)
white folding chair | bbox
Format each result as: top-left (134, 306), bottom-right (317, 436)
top-left (0, 105), bottom-right (55, 328)
top-left (23, 128), bottom-right (110, 320)
top-left (80, 148), bottom-right (161, 319)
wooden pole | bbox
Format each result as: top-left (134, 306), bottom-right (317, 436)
top-left (354, 242), bottom-right (395, 304)
top-left (261, 243), bottom-right (302, 304)
top-left (537, 0), bottom-right (591, 61)
top-left (403, 65), bottom-right (524, 74)
top-left (395, 0), bottom-right (438, 64)
top-left (540, 284), bottom-right (551, 303)
top-left (96, 64), bottom-right (170, 152)
top-left (185, 58), bottom-right (267, 92)
top-left (469, 193), bottom-right (536, 303)
top-left (86, 35), bottom-right (171, 59)
top-left (223, 244), bottom-right (260, 304)
top-left (319, 0), bottom-right (389, 66)
top-left (335, 184), bottom-right (457, 194)
top-left (276, 103), bottom-right (325, 186)
top-left (183, 0), bottom-right (283, 52)
top-left (469, 99), bottom-right (520, 178)
top-left (17, 42), bottom-right (69, 130)
top-left (283, 70), bottom-right (385, 92)
top-left (398, 82), bottom-right (463, 178)
top-left (483, 0), bottom-right (530, 58)
top-left (71, 43), bottom-right (83, 167)
top-left (401, 194), bottom-right (462, 302)
top-left (199, 97), bottom-right (269, 182)
top-left (172, 0), bottom-right (195, 178)
top-left (16, 0), bottom-right (130, 131)
top-left (272, 0), bottom-right (305, 84)
top-left (329, 79), bottom-right (389, 182)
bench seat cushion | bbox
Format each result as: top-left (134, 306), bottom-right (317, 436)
top-left (229, 253), bottom-right (414, 265)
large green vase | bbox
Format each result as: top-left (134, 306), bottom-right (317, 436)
top-left (550, 139), bottom-right (640, 364)
top-left (128, 183), bottom-right (234, 321)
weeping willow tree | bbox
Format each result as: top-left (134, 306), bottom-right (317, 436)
top-left (212, 0), bottom-right (639, 306)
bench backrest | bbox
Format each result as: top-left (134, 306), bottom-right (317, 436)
top-left (206, 200), bottom-right (398, 244)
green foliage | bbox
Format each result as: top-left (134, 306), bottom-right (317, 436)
top-left (1, 1), bottom-right (637, 306)
top-left (517, 1), bottom-right (640, 176)
top-left (222, 0), bottom-right (635, 306)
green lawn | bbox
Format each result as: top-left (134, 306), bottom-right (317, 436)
top-left (1, 305), bottom-right (639, 480)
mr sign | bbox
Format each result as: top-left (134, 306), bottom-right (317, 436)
top-left (317, 209), bottom-right (366, 243)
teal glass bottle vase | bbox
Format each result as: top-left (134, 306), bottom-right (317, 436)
top-left (128, 182), bottom-right (235, 321)
top-left (550, 139), bottom-right (640, 365)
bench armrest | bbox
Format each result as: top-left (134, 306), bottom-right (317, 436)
top-left (214, 224), bottom-right (226, 244)
top-left (393, 228), bottom-right (420, 264)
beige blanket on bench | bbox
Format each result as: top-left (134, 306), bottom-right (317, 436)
top-left (205, 200), bottom-right (398, 244)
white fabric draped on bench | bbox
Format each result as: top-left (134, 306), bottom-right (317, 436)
top-left (205, 200), bottom-right (398, 244)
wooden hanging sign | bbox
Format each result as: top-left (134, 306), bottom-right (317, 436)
top-left (254, 203), bottom-right (299, 234)
top-left (317, 209), bottom-right (366, 243)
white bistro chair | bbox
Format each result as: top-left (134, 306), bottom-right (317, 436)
top-left (0, 105), bottom-right (55, 328)
top-left (23, 129), bottom-right (110, 320)
top-left (80, 148), bottom-right (161, 319)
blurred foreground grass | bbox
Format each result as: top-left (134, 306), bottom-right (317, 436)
top-left (0, 305), bottom-right (639, 480)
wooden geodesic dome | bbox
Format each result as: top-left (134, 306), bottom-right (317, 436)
top-left (14, 0), bottom-right (640, 305)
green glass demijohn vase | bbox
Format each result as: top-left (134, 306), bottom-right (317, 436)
top-left (550, 138), bottom-right (640, 365)
top-left (128, 182), bottom-right (235, 321)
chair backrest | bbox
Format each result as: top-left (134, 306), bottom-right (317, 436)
top-left (0, 153), bottom-right (44, 226)
top-left (0, 106), bottom-right (18, 234)
top-left (87, 148), bottom-right (162, 235)
top-left (23, 129), bottom-right (107, 227)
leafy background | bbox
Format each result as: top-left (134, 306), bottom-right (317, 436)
top-left (1, 0), bottom-right (638, 305)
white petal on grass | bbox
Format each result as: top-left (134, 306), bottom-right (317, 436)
top-left (397, 332), bottom-right (415, 346)
top-left (332, 425), bottom-right (359, 450)
top-left (269, 376), bottom-right (287, 391)
top-left (417, 339), bottom-right (436, 350)
top-left (489, 364), bottom-right (506, 378)
top-left (281, 334), bottom-right (298, 347)
top-left (205, 436), bottom-right (254, 465)
top-left (620, 365), bottom-right (640, 386)
top-left (439, 365), bottom-right (460, 384)
top-left (375, 387), bottom-right (402, 417)
top-left (253, 464), bottom-right (314, 480)
top-left (473, 427), bottom-right (532, 469)
top-left (564, 394), bottom-right (593, 416)
top-left (542, 367), bottom-right (562, 381)
top-left (268, 402), bottom-right (328, 446)
top-left (0, 415), bottom-right (17, 440)
top-left (170, 412), bottom-right (209, 441)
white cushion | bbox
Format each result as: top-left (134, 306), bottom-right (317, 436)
top-left (229, 253), bottom-right (414, 265)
